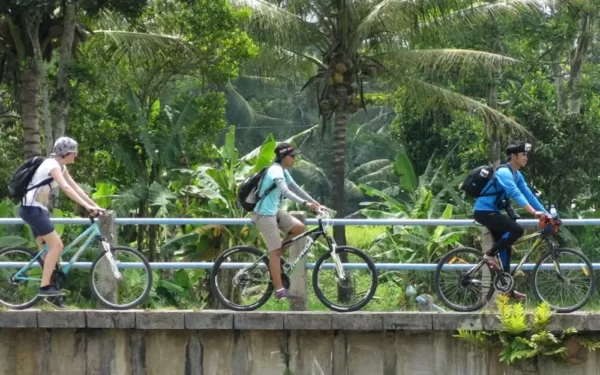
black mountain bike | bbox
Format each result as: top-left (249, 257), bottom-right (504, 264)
top-left (210, 209), bottom-right (378, 312)
top-left (434, 214), bottom-right (595, 313)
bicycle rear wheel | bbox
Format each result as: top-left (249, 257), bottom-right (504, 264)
top-left (210, 246), bottom-right (273, 311)
top-left (533, 248), bottom-right (595, 313)
top-left (312, 246), bottom-right (378, 312)
top-left (0, 247), bottom-right (42, 309)
top-left (89, 246), bottom-right (152, 310)
top-left (434, 247), bottom-right (495, 312)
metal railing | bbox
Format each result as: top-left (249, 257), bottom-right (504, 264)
top-left (1, 216), bottom-right (599, 270)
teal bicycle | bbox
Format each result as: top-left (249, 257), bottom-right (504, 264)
top-left (0, 215), bottom-right (152, 310)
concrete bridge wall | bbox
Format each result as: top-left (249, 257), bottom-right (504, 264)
top-left (0, 310), bottom-right (597, 375)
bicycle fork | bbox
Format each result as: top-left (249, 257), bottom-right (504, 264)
top-left (99, 239), bottom-right (123, 281)
top-left (328, 238), bottom-right (347, 281)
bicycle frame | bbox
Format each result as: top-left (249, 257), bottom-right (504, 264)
top-left (240, 216), bottom-right (345, 279)
top-left (466, 228), bottom-right (555, 278)
top-left (13, 221), bottom-right (103, 282)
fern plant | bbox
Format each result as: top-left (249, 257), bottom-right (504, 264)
top-left (454, 295), bottom-right (600, 368)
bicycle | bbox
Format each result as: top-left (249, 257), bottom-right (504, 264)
top-left (434, 213), bottom-right (596, 313)
top-left (209, 208), bottom-right (378, 312)
top-left (0, 214), bottom-right (153, 310)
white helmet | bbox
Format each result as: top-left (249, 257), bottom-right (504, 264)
top-left (53, 136), bottom-right (78, 156)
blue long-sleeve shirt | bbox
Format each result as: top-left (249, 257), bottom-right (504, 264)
top-left (474, 166), bottom-right (547, 213)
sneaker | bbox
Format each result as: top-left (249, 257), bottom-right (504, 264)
top-left (38, 285), bottom-right (65, 297)
top-left (483, 254), bottom-right (502, 272)
top-left (44, 296), bottom-right (68, 310)
top-left (274, 288), bottom-right (300, 301)
top-left (510, 290), bottom-right (527, 302)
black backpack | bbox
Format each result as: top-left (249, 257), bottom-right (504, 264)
top-left (237, 165), bottom-right (277, 212)
top-left (460, 164), bottom-right (509, 198)
top-left (7, 156), bottom-right (53, 202)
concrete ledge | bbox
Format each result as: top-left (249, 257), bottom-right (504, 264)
top-left (185, 310), bottom-right (233, 329)
top-left (433, 313), bottom-right (484, 331)
top-left (0, 310), bottom-right (38, 328)
top-left (86, 310), bottom-right (136, 329)
top-left (38, 310), bottom-right (86, 328)
top-left (332, 312), bottom-right (383, 330)
top-left (136, 311), bottom-right (186, 329)
top-left (234, 312), bottom-right (284, 330)
top-left (0, 311), bottom-right (596, 331)
top-left (283, 312), bottom-right (332, 330)
top-left (384, 312), bottom-right (433, 331)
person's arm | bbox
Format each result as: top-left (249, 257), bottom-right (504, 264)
top-left (63, 169), bottom-right (100, 208)
top-left (288, 182), bottom-right (318, 204)
top-left (495, 168), bottom-right (537, 216)
top-left (516, 172), bottom-right (547, 213)
top-left (49, 167), bottom-right (96, 211)
top-left (275, 179), bottom-right (309, 206)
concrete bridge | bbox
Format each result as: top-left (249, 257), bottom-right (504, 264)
top-left (0, 310), bottom-right (598, 375)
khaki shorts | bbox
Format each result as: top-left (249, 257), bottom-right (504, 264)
top-left (251, 210), bottom-right (301, 252)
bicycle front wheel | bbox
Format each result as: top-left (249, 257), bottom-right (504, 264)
top-left (0, 246), bottom-right (42, 309)
top-left (90, 246), bottom-right (153, 310)
top-left (210, 246), bottom-right (273, 311)
top-left (434, 247), bottom-right (495, 312)
top-left (533, 248), bottom-right (595, 313)
top-left (312, 246), bottom-right (378, 312)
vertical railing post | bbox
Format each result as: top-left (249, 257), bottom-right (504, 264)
top-left (289, 211), bottom-right (308, 311)
top-left (482, 227), bottom-right (497, 310)
top-left (97, 210), bottom-right (118, 305)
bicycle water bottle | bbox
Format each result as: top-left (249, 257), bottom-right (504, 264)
top-left (549, 204), bottom-right (558, 218)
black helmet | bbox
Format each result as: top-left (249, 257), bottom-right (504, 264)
top-left (505, 141), bottom-right (531, 155)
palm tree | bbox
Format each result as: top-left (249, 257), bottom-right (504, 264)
top-left (229, 0), bottom-right (530, 244)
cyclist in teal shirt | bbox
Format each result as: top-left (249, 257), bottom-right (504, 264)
top-left (252, 143), bottom-right (324, 300)
top-left (473, 141), bottom-right (551, 300)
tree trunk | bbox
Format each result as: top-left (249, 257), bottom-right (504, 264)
top-left (332, 84), bottom-right (349, 246)
top-left (26, 14), bottom-right (53, 155)
top-left (332, 84), bottom-right (353, 303)
top-left (551, 49), bottom-right (565, 114)
top-left (55, 3), bottom-right (77, 139)
top-left (486, 77), bottom-right (502, 164)
top-left (20, 17), bottom-right (42, 159)
top-left (567, 14), bottom-right (591, 114)
top-left (137, 200), bottom-right (146, 254)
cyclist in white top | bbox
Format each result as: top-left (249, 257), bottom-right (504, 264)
top-left (19, 137), bottom-right (104, 297)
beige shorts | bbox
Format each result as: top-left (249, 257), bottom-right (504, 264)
top-left (251, 210), bottom-right (301, 252)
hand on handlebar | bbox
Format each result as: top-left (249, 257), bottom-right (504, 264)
top-left (305, 202), bottom-right (320, 212)
top-left (535, 211), bottom-right (552, 220)
top-left (87, 205), bottom-right (106, 217)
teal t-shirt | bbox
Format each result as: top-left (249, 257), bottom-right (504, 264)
top-left (254, 163), bottom-right (295, 216)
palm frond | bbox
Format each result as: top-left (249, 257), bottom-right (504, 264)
top-left (416, 0), bottom-right (548, 42)
top-left (345, 179), bottom-right (365, 201)
top-left (356, 165), bottom-right (395, 183)
top-left (348, 159), bottom-right (393, 180)
top-left (384, 49), bottom-right (518, 75)
top-left (230, 0), bottom-right (324, 50)
top-left (292, 159), bottom-right (331, 188)
top-left (354, 0), bottom-right (420, 44)
top-left (241, 43), bottom-right (322, 80)
top-left (225, 84), bottom-right (257, 127)
top-left (402, 77), bottom-right (530, 135)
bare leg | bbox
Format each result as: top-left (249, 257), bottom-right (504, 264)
top-left (270, 223), bottom-right (305, 290)
top-left (39, 231), bottom-right (63, 287)
top-left (35, 237), bottom-right (47, 261)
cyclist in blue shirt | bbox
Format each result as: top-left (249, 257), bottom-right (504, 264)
top-left (474, 141), bottom-right (551, 300)
top-left (252, 143), bottom-right (324, 300)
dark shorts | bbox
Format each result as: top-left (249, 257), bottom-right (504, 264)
top-left (19, 206), bottom-right (54, 237)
